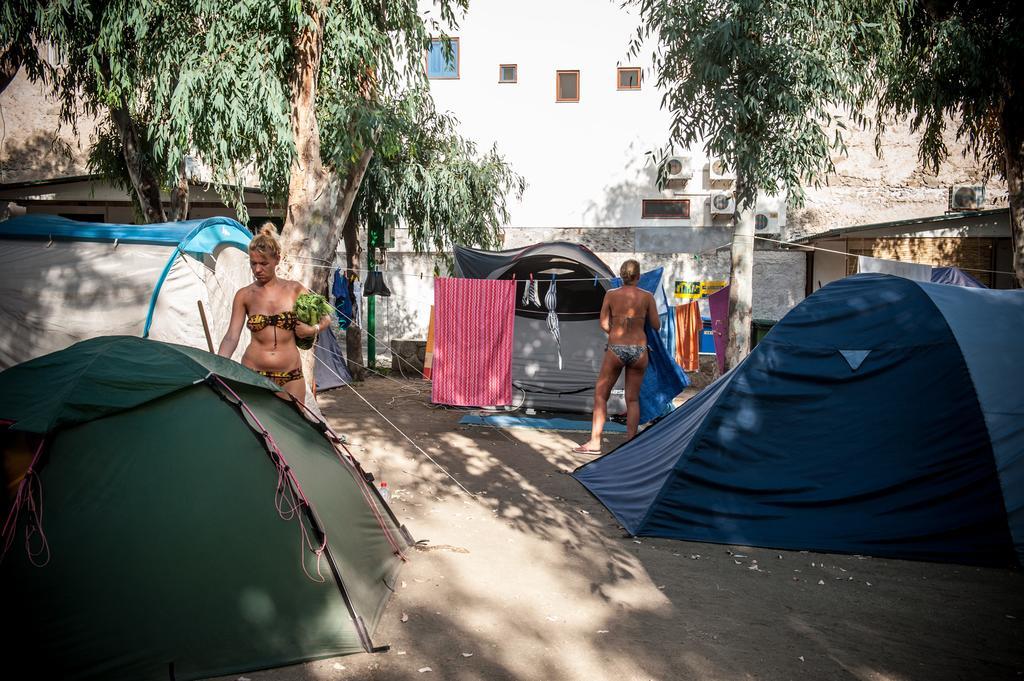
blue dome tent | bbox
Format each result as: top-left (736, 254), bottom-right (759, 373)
top-left (574, 274), bottom-right (1024, 566)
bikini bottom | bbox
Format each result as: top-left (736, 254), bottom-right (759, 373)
top-left (606, 344), bottom-right (648, 366)
top-left (256, 367), bottom-right (303, 387)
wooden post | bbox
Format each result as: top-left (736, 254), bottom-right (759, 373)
top-left (197, 300), bottom-right (214, 353)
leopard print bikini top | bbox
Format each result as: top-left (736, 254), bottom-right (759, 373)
top-left (246, 311), bottom-right (299, 332)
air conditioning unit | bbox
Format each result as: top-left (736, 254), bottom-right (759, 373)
top-left (710, 192), bottom-right (735, 216)
top-left (708, 157), bottom-right (736, 184)
top-left (754, 211), bottom-right (779, 232)
top-left (948, 184), bottom-right (985, 211)
top-left (662, 155), bottom-right (692, 182)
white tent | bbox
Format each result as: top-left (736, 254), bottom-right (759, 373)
top-left (0, 214), bottom-right (253, 368)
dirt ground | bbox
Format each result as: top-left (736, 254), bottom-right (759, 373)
top-left (220, 376), bottom-right (1024, 681)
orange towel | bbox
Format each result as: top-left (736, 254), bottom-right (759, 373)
top-left (423, 304), bottom-right (435, 380)
top-left (674, 301), bottom-right (701, 372)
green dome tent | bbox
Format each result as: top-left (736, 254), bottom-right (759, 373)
top-left (0, 336), bottom-right (410, 681)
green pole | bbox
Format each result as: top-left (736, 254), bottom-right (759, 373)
top-left (367, 247), bottom-right (376, 371)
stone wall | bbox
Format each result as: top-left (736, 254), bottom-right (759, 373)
top-left (785, 114), bottom-right (1008, 239)
top-left (0, 72), bottom-right (99, 183)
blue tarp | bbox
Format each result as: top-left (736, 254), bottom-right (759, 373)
top-left (612, 267), bottom-right (690, 423)
top-left (574, 273), bottom-right (1024, 566)
top-left (931, 266), bottom-right (987, 288)
top-left (459, 414), bottom-right (627, 433)
top-left (313, 329), bottom-right (352, 392)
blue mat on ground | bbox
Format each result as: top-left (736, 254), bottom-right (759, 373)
top-left (459, 414), bottom-right (627, 433)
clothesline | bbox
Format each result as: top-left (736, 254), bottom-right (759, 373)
top-left (282, 237), bottom-right (1017, 279)
top-left (311, 336), bottom-right (476, 499)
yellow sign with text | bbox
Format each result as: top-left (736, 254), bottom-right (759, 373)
top-left (674, 280), bottom-right (727, 300)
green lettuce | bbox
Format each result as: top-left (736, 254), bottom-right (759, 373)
top-left (293, 292), bottom-right (333, 350)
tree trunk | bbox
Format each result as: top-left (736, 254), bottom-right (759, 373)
top-left (279, 6), bottom-right (374, 388)
top-left (1001, 100), bottom-right (1024, 288)
top-left (725, 190), bottom-right (755, 371)
top-left (110, 105), bottom-right (166, 224)
top-left (167, 157), bottom-right (189, 221)
top-left (342, 210), bottom-right (366, 380)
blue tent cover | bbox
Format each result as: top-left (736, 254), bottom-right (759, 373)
top-left (574, 274), bottom-right (1024, 567)
top-left (0, 213), bottom-right (252, 258)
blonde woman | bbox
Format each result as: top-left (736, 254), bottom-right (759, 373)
top-left (574, 259), bottom-right (660, 453)
top-left (217, 224), bottom-right (331, 404)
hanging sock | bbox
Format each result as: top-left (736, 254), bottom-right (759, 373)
top-left (522, 274), bottom-right (541, 308)
top-left (363, 270), bottom-right (392, 297)
top-left (545, 276), bottom-right (562, 370)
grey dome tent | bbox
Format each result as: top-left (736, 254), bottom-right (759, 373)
top-left (0, 213), bottom-right (254, 369)
top-left (0, 336), bottom-right (410, 680)
top-left (454, 242), bottom-right (625, 413)
top-left (574, 274), bottom-right (1024, 566)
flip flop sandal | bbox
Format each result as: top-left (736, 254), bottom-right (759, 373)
top-left (571, 445), bottom-right (601, 454)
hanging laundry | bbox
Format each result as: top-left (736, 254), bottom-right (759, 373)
top-left (331, 269), bottom-right (354, 330)
top-left (545, 278), bottom-right (562, 370)
top-left (857, 255), bottom-right (932, 282)
top-left (522, 277), bottom-right (542, 307)
top-left (674, 301), bottom-right (701, 372)
top-left (313, 324), bottom-right (353, 392)
top-left (432, 278), bottom-right (516, 407)
top-left (708, 285), bottom-right (730, 375)
top-left (363, 270), bottom-right (392, 296)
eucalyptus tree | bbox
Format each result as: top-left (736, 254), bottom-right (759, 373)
top-left (339, 91), bottom-right (524, 376)
top-left (0, 0), bottom-right (46, 95)
top-left (874, 1), bottom-right (1024, 286)
top-left (12, 0), bottom-right (294, 223)
top-left (27, 0), bottom-right (491, 293)
top-left (351, 91), bottom-right (525, 273)
top-left (632, 0), bottom-right (904, 368)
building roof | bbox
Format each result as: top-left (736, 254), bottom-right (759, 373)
top-left (0, 173), bottom-right (265, 195)
top-left (791, 208), bottom-right (1009, 244)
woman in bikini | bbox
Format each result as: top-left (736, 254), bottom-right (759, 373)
top-left (217, 223), bottom-right (330, 404)
top-left (574, 259), bottom-right (660, 454)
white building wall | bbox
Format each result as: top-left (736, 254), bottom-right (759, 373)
top-left (423, 0), bottom-right (712, 229)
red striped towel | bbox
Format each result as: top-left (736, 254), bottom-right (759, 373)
top-left (431, 278), bottom-right (516, 407)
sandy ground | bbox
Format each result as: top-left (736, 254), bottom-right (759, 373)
top-left (217, 376), bottom-right (1024, 681)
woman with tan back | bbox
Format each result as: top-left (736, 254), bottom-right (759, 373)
top-left (574, 259), bottom-right (660, 453)
top-left (217, 224), bottom-right (331, 404)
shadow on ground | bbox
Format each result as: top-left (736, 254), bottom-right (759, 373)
top-left (211, 376), bottom-right (1024, 681)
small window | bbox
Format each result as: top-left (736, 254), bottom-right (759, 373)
top-left (499, 64), bottom-right (517, 83)
top-left (617, 67), bottom-right (641, 90)
top-left (642, 199), bottom-right (690, 219)
top-left (427, 37), bottom-right (459, 79)
top-left (556, 70), bottom-right (579, 102)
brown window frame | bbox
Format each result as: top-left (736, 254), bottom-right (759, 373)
top-left (642, 199), bottom-right (691, 219)
top-left (499, 63), bottom-right (518, 84)
top-left (556, 70), bottom-right (580, 102)
top-left (617, 67), bottom-right (641, 90)
top-left (425, 37), bottom-right (460, 80)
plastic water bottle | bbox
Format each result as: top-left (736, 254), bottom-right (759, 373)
top-left (379, 481), bottom-right (390, 502)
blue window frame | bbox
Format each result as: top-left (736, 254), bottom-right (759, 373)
top-left (427, 38), bottom-right (459, 79)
